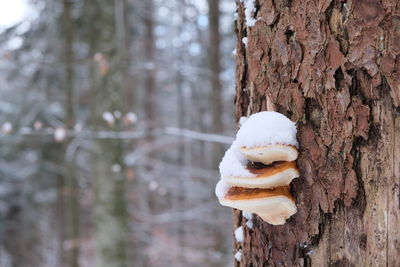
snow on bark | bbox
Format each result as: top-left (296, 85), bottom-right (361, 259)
top-left (240, 0), bottom-right (258, 27)
top-left (234, 226), bottom-right (244, 242)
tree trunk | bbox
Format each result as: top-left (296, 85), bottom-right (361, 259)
top-left (144, 0), bottom-right (156, 131)
top-left (233, 0), bottom-right (400, 266)
top-left (114, 0), bottom-right (131, 111)
top-left (208, 0), bottom-right (224, 164)
top-left (62, 1), bottom-right (80, 266)
top-left (85, 0), bottom-right (130, 266)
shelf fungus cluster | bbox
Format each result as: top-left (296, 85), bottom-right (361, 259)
top-left (215, 112), bottom-right (299, 225)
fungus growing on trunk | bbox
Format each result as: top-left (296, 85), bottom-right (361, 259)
top-left (215, 111), bottom-right (299, 225)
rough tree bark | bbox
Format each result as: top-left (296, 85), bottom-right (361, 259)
top-left (233, 0), bottom-right (399, 266)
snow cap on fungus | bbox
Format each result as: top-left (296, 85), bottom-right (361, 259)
top-left (236, 111), bottom-right (298, 148)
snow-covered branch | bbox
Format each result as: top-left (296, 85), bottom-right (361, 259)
top-left (0, 127), bottom-right (234, 144)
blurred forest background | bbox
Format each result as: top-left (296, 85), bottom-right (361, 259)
top-left (0, 0), bottom-right (237, 266)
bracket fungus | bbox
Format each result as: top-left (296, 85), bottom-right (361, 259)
top-left (215, 111), bottom-right (299, 225)
top-left (239, 144), bottom-right (298, 165)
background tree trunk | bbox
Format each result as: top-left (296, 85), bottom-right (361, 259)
top-left (144, 0), bottom-right (156, 132)
top-left (62, 1), bottom-right (80, 266)
top-left (208, 0), bottom-right (224, 165)
top-left (85, 0), bottom-right (130, 266)
top-left (233, 0), bottom-right (400, 266)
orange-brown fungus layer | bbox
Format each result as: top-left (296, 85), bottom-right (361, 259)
top-left (246, 161), bottom-right (297, 177)
top-left (241, 144), bottom-right (297, 150)
top-left (225, 186), bottom-right (294, 201)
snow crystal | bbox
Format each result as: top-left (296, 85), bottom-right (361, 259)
top-left (148, 181), bottom-right (159, 191)
top-left (215, 180), bottom-right (230, 199)
top-left (74, 123), bottom-right (83, 132)
top-left (111, 164), bottom-right (121, 173)
top-left (242, 211), bottom-right (253, 220)
top-left (1, 122), bottom-right (12, 134)
top-left (124, 112), bottom-right (137, 125)
top-left (102, 111), bottom-right (115, 125)
top-left (242, 37), bottom-right (248, 48)
top-left (219, 141), bottom-right (254, 178)
top-left (33, 120), bottom-right (42, 130)
top-left (246, 220), bottom-right (253, 229)
top-left (234, 226), bottom-right (244, 242)
top-left (243, 0), bottom-right (258, 27)
top-left (242, 211), bottom-right (254, 229)
top-left (234, 251), bottom-right (242, 262)
top-left (306, 249), bottom-right (315, 256)
top-left (54, 127), bottom-right (66, 142)
top-left (6, 36), bottom-right (23, 50)
top-left (236, 111), bottom-right (298, 148)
